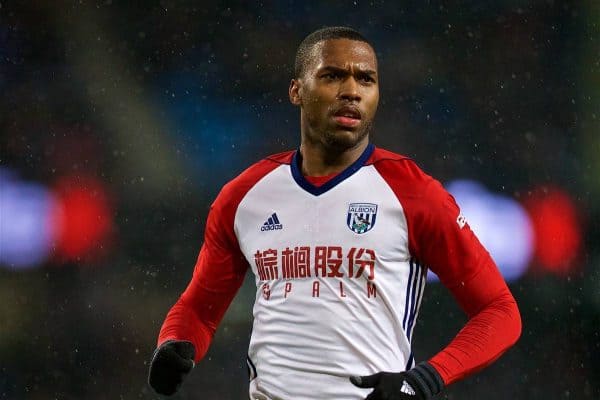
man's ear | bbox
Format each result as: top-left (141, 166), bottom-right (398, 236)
top-left (289, 78), bottom-right (302, 106)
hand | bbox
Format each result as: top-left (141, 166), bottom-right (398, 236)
top-left (350, 362), bottom-right (443, 400)
top-left (148, 340), bottom-right (196, 396)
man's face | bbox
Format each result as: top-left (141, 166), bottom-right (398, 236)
top-left (290, 39), bottom-right (379, 152)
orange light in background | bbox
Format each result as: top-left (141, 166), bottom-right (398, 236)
top-left (51, 175), bottom-right (114, 262)
top-left (524, 187), bottom-right (582, 275)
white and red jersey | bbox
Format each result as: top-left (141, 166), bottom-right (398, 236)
top-left (158, 144), bottom-right (521, 400)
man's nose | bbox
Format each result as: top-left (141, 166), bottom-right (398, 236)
top-left (338, 77), bottom-right (361, 102)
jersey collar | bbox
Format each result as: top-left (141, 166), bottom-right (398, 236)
top-left (290, 143), bottom-right (375, 196)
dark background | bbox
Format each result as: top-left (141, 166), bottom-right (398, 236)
top-left (1, 1), bottom-right (598, 399)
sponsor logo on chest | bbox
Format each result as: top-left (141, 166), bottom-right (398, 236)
top-left (347, 203), bottom-right (378, 234)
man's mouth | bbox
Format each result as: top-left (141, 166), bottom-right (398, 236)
top-left (333, 106), bottom-right (362, 128)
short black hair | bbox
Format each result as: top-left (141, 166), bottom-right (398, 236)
top-left (294, 26), bottom-right (371, 78)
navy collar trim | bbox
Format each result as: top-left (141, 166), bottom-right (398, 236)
top-left (290, 143), bottom-right (375, 196)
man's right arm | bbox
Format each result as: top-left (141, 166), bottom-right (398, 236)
top-left (157, 217), bottom-right (248, 362)
top-left (148, 197), bottom-right (248, 395)
top-left (148, 156), bottom-right (284, 395)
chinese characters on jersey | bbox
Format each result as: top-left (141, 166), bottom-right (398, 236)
top-left (254, 245), bottom-right (377, 300)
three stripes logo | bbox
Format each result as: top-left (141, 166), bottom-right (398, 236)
top-left (400, 380), bottom-right (416, 396)
top-left (261, 213), bottom-right (283, 231)
top-left (402, 258), bottom-right (427, 346)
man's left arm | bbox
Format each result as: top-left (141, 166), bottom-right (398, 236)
top-left (418, 179), bottom-right (522, 386)
top-left (428, 252), bottom-right (521, 384)
top-left (352, 177), bottom-right (521, 399)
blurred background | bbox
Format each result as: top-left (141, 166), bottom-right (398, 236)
top-left (1, 1), bottom-right (598, 399)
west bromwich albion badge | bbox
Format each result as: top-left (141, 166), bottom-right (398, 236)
top-left (347, 203), bottom-right (378, 234)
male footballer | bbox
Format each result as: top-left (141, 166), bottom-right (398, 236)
top-left (148, 26), bottom-right (521, 399)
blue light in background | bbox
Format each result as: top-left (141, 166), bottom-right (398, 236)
top-left (0, 169), bottom-right (57, 269)
top-left (428, 179), bottom-right (534, 282)
top-left (158, 72), bottom-right (265, 186)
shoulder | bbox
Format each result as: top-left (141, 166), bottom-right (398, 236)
top-left (214, 150), bottom-right (294, 210)
top-left (222, 150), bottom-right (293, 195)
top-left (367, 147), bottom-right (435, 195)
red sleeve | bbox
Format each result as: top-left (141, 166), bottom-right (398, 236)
top-left (157, 197), bottom-right (248, 363)
top-left (157, 155), bottom-right (289, 362)
top-left (373, 155), bottom-right (521, 386)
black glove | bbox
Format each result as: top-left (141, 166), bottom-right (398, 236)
top-left (350, 362), bottom-right (443, 400)
top-left (148, 340), bottom-right (196, 396)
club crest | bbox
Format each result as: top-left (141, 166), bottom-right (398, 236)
top-left (347, 203), bottom-right (378, 234)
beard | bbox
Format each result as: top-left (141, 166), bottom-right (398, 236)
top-left (321, 118), bottom-right (374, 152)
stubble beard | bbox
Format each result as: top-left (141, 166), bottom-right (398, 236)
top-left (322, 119), bottom-right (373, 153)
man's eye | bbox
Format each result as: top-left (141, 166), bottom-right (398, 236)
top-left (323, 73), bottom-right (340, 80)
top-left (359, 75), bottom-right (375, 83)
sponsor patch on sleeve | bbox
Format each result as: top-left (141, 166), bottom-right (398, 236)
top-left (456, 213), bottom-right (467, 229)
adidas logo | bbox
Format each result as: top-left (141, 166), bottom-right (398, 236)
top-left (261, 213), bottom-right (283, 231)
top-left (400, 380), bottom-right (416, 396)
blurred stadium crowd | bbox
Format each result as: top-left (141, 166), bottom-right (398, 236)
top-left (1, 1), bottom-right (598, 399)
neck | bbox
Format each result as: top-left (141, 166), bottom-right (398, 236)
top-left (299, 138), bottom-right (369, 177)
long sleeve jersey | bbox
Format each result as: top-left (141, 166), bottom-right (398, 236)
top-left (157, 144), bottom-right (521, 399)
